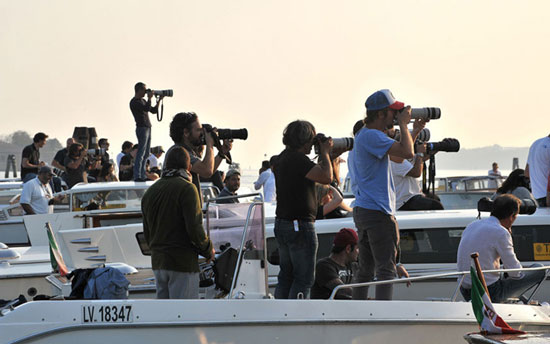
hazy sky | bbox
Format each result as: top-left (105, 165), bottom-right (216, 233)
top-left (1, 1), bottom-right (549, 169)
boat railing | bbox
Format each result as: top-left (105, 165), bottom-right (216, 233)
top-left (329, 265), bottom-right (550, 302)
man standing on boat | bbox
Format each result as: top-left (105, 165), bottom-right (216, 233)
top-left (457, 194), bottom-right (546, 303)
top-left (274, 120), bottom-right (333, 299)
top-left (142, 146), bottom-right (215, 299)
top-left (216, 169), bottom-right (241, 204)
top-left (167, 112), bottom-right (232, 203)
top-left (525, 135), bottom-right (550, 206)
top-left (21, 132), bottom-right (48, 183)
top-left (130, 82), bottom-right (163, 182)
top-left (349, 89), bottom-right (420, 300)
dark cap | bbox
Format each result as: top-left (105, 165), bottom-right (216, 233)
top-left (333, 228), bottom-right (358, 248)
top-left (38, 166), bottom-right (55, 176)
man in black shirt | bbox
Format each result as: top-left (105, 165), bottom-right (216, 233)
top-left (311, 228), bottom-right (359, 299)
top-left (21, 132), bottom-right (48, 182)
top-left (64, 143), bottom-right (89, 188)
top-left (89, 138), bottom-right (111, 179)
top-left (216, 169), bottom-right (240, 204)
top-left (273, 120), bottom-right (333, 299)
top-left (167, 112), bottom-right (232, 204)
top-left (130, 82), bottom-right (163, 182)
top-left (52, 138), bottom-right (75, 175)
top-left (119, 145), bottom-right (138, 181)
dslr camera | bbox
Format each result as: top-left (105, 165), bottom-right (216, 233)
top-left (146, 89), bottom-right (173, 97)
top-left (313, 133), bottom-right (354, 155)
top-left (200, 124), bottom-right (248, 145)
top-left (477, 197), bottom-right (537, 215)
top-left (87, 148), bottom-right (107, 157)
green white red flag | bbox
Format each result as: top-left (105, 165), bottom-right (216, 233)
top-left (45, 223), bottom-right (69, 276)
top-left (470, 266), bottom-right (525, 334)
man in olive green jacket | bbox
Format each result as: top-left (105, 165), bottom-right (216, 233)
top-left (142, 146), bottom-right (215, 299)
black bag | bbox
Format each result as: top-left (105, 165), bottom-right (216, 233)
top-left (213, 247), bottom-right (239, 293)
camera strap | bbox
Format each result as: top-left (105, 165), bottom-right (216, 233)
top-left (157, 97), bottom-right (164, 122)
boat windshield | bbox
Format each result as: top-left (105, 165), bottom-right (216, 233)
top-left (206, 202), bottom-right (265, 259)
top-left (72, 188), bottom-right (146, 211)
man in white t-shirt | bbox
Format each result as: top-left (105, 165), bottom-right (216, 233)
top-left (147, 146), bottom-right (165, 173)
top-left (488, 162), bottom-right (502, 189)
top-left (20, 166), bottom-right (62, 215)
top-left (390, 148), bottom-right (444, 211)
top-left (254, 155), bottom-right (277, 202)
top-left (526, 135), bottom-right (550, 206)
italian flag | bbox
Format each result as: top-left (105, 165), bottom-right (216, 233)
top-left (46, 223), bottom-right (69, 276)
top-left (470, 266), bottom-right (525, 334)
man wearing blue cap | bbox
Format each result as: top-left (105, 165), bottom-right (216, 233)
top-left (349, 89), bottom-right (424, 300)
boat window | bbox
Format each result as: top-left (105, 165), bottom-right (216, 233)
top-left (512, 225), bottom-right (550, 261)
top-left (72, 188), bottom-right (146, 211)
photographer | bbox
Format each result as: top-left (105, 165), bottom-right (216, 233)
top-left (349, 89), bottom-right (421, 300)
top-left (389, 129), bottom-right (443, 211)
top-left (64, 143), bottom-right (90, 188)
top-left (130, 82), bottom-right (163, 182)
top-left (88, 138), bottom-right (111, 179)
top-left (491, 169), bottom-right (536, 204)
top-left (51, 138), bottom-right (75, 174)
top-left (119, 144), bottom-right (138, 181)
top-left (274, 120), bottom-right (333, 299)
top-left (457, 194), bottom-right (545, 303)
top-left (21, 132), bottom-right (48, 183)
top-left (167, 112), bottom-right (232, 203)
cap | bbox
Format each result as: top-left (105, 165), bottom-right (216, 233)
top-left (333, 228), bottom-right (358, 248)
top-left (365, 89), bottom-right (405, 111)
top-left (38, 166), bottom-right (55, 176)
top-left (159, 146), bottom-right (165, 153)
top-left (226, 169), bottom-right (241, 179)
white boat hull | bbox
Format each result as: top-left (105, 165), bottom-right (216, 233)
top-left (1, 299), bottom-right (549, 344)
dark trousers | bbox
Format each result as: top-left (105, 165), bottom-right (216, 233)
top-left (399, 194), bottom-right (444, 211)
top-left (274, 219), bottom-right (318, 299)
top-left (352, 207), bottom-right (399, 300)
top-left (460, 264), bottom-right (547, 303)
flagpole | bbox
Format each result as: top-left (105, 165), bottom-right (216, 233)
top-left (471, 252), bottom-right (491, 301)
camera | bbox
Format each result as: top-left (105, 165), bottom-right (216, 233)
top-left (394, 128), bottom-right (430, 143)
top-left (87, 148), bottom-right (107, 157)
top-left (201, 124), bottom-right (248, 145)
top-left (426, 138), bottom-right (460, 154)
top-left (146, 89), bottom-right (173, 97)
top-left (477, 197), bottom-right (537, 215)
top-left (313, 133), bottom-right (354, 154)
top-left (411, 107), bottom-right (441, 120)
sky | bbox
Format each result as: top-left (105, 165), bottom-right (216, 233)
top-left (1, 0), bottom-right (549, 170)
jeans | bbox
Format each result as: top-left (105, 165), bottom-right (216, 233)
top-left (274, 218), bottom-right (318, 299)
top-left (460, 264), bottom-right (547, 303)
top-left (153, 269), bottom-right (199, 299)
top-left (399, 194), bottom-right (444, 211)
top-left (22, 173), bottom-right (37, 183)
top-left (352, 207), bottom-right (399, 300)
top-left (134, 126), bottom-right (151, 180)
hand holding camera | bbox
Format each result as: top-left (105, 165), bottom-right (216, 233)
top-left (396, 106), bottom-right (412, 127)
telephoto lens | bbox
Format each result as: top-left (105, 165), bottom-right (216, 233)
top-left (410, 107), bottom-right (441, 120)
top-left (426, 138), bottom-right (460, 153)
top-left (394, 128), bottom-right (430, 142)
top-left (152, 89), bottom-right (174, 97)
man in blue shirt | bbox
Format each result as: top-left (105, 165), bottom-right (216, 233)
top-left (349, 89), bottom-right (423, 300)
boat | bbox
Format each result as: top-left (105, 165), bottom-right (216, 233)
top-left (1, 199), bottom-right (549, 344)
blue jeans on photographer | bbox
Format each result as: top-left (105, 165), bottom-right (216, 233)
top-left (274, 218), bottom-right (318, 299)
top-left (134, 126), bottom-right (151, 181)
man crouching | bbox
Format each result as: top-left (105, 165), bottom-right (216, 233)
top-left (142, 146), bottom-right (215, 299)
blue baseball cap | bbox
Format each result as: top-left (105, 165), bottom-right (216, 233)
top-left (365, 89), bottom-right (405, 111)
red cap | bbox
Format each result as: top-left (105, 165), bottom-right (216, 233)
top-left (333, 228), bottom-right (358, 247)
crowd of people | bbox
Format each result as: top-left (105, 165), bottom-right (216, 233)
top-left (17, 82), bottom-right (550, 302)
